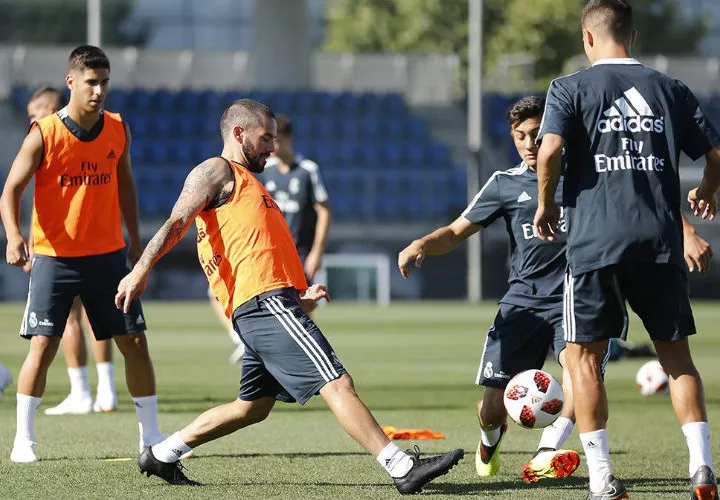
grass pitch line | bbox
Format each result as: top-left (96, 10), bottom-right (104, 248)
top-left (102, 457), bottom-right (134, 462)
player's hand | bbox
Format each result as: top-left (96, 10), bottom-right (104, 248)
top-left (6, 234), bottom-right (29, 267)
top-left (300, 284), bottom-right (331, 314)
top-left (127, 240), bottom-right (143, 267)
top-left (398, 241), bottom-right (425, 279)
top-left (684, 229), bottom-right (713, 273)
top-left (115, 269), bottom-right (148, 313)
top-left (688, 187), bottom-right (717, 220)
top-left (303, 250), bottom-right (322, 281)
top-left (22, 250), bottom-right (34, 274)
top-left (534, 202), bottom-right (561, 241)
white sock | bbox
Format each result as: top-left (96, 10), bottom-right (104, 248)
top-left (682, 421), bottom-right (714, 477)
top-left (15, 394), bottom-right (41, 444)
top-left (538, 416), bottom-right (574, 450)
top-left (68, 366), bottom-right (91, 398)
top-left (580, 429), bottom-right (612, 492)
top-left (377, 442), bottom-right (414, 478)
top-left (95, 362), bottom-right (115, 397)
top-left (480, 426), bottom-right (503, 447)
top-left (151, 432), bottom-right (193, 463)
top-left (228, 328), bottom-right (241, 345)
top-left (132, 395), bottom-right (162, 447)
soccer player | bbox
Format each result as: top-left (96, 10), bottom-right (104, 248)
top-left (399, 96), bottom-right (581, 484)
top-left (115, 98), bottom-right (464, 492)
top-left (215, 114), bottom-right (333, 365)
top-left (533, 1), bottom-right (720, 498)
top-left (0, 45), bottom-right (162, 463)
top-left (24, 86), bottom-right (118, 415)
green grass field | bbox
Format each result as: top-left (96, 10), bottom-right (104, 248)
top-left (1, 301), bottom-right (719, 499)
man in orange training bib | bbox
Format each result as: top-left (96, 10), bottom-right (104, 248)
top-left (0, 45), bottom-right (162, 463)
top-left (116, 98), bottom-right (464, 493)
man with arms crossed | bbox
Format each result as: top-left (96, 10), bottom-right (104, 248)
top-left (0, 46), bottom-right (162, 462)
top-left (116, 98), bottom-right (463, 492)
top-left (25, 86), bottom-right (118, 415)
top-left (533, 1), bottom-right (720, 498)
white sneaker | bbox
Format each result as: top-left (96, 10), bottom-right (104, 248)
top-left (10, 440), bottom-right (38, 463)
top-left (44, 394), bottom-right (93, 415)
top-left (92, 392), bottom-right (118, 413)
top-left (140, 433), bottom-right (195, 459)
top-left (228, 343), bottom-right (246, 365)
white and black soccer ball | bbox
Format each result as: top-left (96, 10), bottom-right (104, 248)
top-left (503, 369), bottom-right (564, 429)
top-left (635, 360), bottom-right (669, 396)
top-left (0, 362), bottom-right (13, 400)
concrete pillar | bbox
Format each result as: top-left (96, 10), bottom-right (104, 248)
top-left (252, 0), bottom-right (311, 88)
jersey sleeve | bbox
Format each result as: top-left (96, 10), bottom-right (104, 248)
top-left (305, 161), bottom-right (329, 204)
top-left (538, 78), bottom-right (575, 141)
top-left (461, 174), bottom-right (503, 227)
top-left (677, 82), bottom-right (720, 160)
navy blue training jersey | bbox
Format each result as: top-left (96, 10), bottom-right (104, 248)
top-left (256, 154), bottom-right (329, 254)
top-left (539, 58), bottom-right (720, 276)
top-left (463, 163), bottom-right (567, 309)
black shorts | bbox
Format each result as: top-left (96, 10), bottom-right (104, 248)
top-left (20, 250), bottom-right (146, 340)
top-left (476, 303), bottom-right (567, 389)
top-left (233, 288), bottom-right (346, 404)
top-left (564, 263), bottom-right (695, 343)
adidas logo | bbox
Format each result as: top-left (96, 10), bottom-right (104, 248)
top-left (586, 440), bottom-right (596, 447)
top-left (136, 314), bottom-right (145, 325)
top-left (172, 448), bottom-right (183, 457)
top-left (517, 191), bottom-right (532, 203)
top-left (107, 150), bottom-right (116, 158)
top-left (597, 87), bottom-right (664, 134)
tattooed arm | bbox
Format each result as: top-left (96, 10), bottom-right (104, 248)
top-left (115, 157), bottom-right (233, 312)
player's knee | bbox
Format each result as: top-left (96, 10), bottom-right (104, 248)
top-left (28, 336), bottom-right (61, 366)
top-left (322, 373), bottom-right (356, 397)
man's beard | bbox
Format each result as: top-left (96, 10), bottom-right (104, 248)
top-left (242, 138), bottom-right (266, 173)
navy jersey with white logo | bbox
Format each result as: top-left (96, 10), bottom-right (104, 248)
top-left (539, 58), bottom-right (720, 275)
top-left (463, 163), bottom-right (567, 309)
top-left (256, 155), bottom-right (329, 254)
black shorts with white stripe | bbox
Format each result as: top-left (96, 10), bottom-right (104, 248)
top-left (232, 287), bottom-right (346, 405)
top-left (563, 263), bottom-right (695, 343)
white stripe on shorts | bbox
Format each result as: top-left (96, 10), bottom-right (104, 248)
top-left (563, 270), bottom-right (576, 342)
top-left (19, 270), bottom-right (33, 336)
top-left (265, 296), bottom-right (339, 381)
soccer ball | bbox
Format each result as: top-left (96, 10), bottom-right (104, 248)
top-left (0, 362), bottom-right (13, 400)
top-left (635, 360), bottom-right (669, 396)
top-left (503, 369), bottom-right (564, 429)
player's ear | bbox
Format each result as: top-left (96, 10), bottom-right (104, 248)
top-left (65, 73), bottom-right (73, 91)
top-left (629, 29), bottom-right (638, 48)
top-left (233, 125), bottom-right (244, 141)
top-left (583, 29), bottom-right (594, 48)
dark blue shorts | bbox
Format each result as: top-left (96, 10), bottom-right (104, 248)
top-left (476, 303), bottom-right (568, 389)
top-left (20, 250), bottom-right (146, 340)
top-left (564, 263), bottom-right (695, 343)
top-left (233, 288), bottom-right (346, 405)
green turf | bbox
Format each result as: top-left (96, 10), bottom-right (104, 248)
top-left (1, 301), bottom-right (719, 499)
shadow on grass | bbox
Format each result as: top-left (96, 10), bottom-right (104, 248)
top-left (426, 476), bottom-right (690, 497)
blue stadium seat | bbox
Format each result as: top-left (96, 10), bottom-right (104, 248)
top-left (383, 93), bottom-right (407, 115)
top-left (128, 89), bottom-right (152, 111)
top-left (153, 89), bottom-right (176, 113)
top-left (338, 92), bottom-right (360, 114)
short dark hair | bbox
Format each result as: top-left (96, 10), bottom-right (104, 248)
top-left (507, 96), bottom-right (545, 127)
top-left (220, 98), bottom-right (276, 140)
top-left (68, 45), bottom-right (110, 72)
top-left (582, 0), bottom-right (633, 45)
top-left (276, 115), bottom-right (292, 136)
top-left (28, 86), bottom-right (67, 109)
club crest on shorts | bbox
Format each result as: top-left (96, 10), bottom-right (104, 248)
top-left (29, 312), bottom-right (38, 328)
top-left (483, 361), bottom-right (494, 379)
